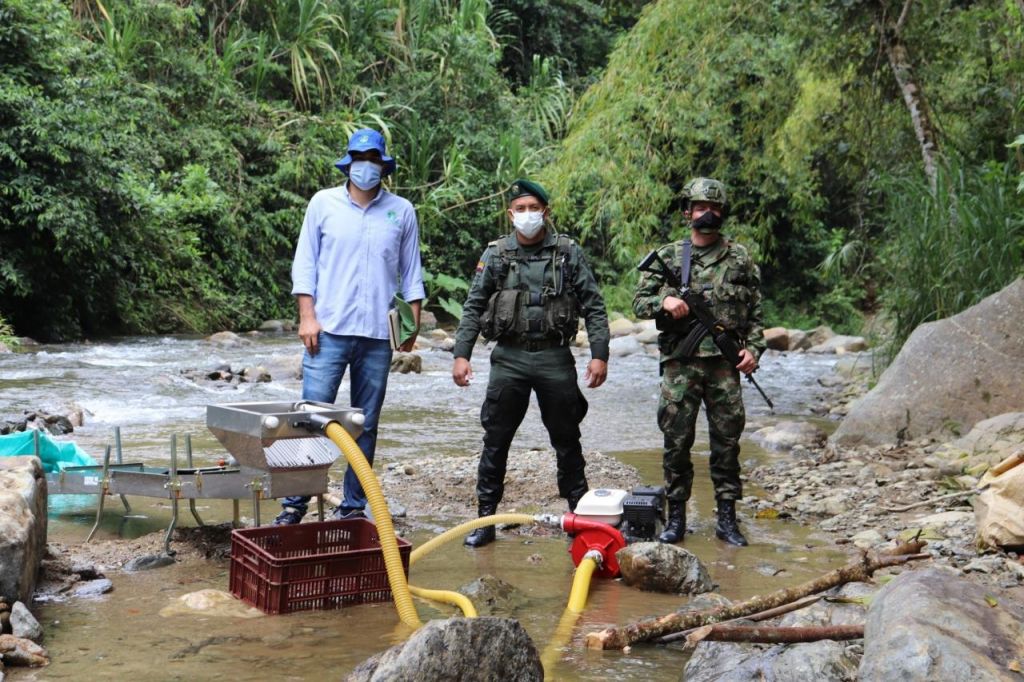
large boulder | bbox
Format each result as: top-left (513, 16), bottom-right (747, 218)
top-left (832, 279), bottom-right (1024, 447)
top-left (0, 458), bottom-right (46, 604)
top-left (859, 567), bottom-right (1024, 681)
top-left (615, 542), bottom-right (713, 594)
top-left (608, 318), bottom-right (636, 338)
top-left (346, 617), bottom-right (542, 682)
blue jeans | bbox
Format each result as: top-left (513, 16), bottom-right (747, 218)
top-left (282, 333), bottom-right (392, 515)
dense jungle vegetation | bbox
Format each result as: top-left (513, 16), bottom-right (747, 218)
top-left (1, 0), bottom-right (1022, 356)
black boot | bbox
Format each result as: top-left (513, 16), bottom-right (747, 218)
top-left (464, 503), bottom-right (498, 548)
top-left (566, 484), bottom-right (589, 512)
top-left (715, 499), bottom-right (748, 546)
top-left (657, 500), bottom-right (686, 543)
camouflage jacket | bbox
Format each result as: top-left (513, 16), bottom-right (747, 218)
top-left (633, 236), bottom-right (766, 363)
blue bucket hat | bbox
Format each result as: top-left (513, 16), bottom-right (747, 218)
top-left (334, 128), bottom-right (396, 176)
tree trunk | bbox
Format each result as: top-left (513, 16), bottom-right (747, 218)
top-left (878, 0), bottom-right (941, 190)
top-left (885, 38), bottom-right (941, 189)
top-left (584, 542), bottom-right (928, 650)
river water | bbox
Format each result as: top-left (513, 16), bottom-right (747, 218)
top-left (1, 334), bottom-right (848, 681)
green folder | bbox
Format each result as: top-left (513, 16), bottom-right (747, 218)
top-left (388, 295), bottom-right (417, 350)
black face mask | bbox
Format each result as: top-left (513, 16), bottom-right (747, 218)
top-left (692, 210), bottom-right (723, 234)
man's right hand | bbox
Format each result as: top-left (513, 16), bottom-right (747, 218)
top-left (298, 317), bottom-right (322, 355)
top-left (662, 295), bottom-right (691, 319)
top-left (452, 357), bottom-right (473, 386)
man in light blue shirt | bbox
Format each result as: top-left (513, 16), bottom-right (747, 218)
top-left (275, 128), bottom-right (425, 525)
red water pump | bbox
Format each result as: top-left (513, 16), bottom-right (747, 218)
top-left (562, 513), bottom-right (626, 579)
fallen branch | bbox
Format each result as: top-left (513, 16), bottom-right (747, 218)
top-left (585, 545), bottom-right (929, 650)
top-left (655, 595), bottom-right (824, 644)
top-left (882, 489), bottom-right (977, 513)
top-left (687, 623), bottom-right (864, 645)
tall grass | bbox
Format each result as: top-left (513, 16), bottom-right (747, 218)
top-left (880, 158), bottom-right (1024, 361)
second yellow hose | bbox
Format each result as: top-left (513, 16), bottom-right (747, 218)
top-left (409, 584), bottom-right (478, 617)
top-left (409, 513), bottom-right (537, 565)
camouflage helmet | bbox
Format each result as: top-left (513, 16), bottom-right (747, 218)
top-left (683, 177), bottom-right (729, 217)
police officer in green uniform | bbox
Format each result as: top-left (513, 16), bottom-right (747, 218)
top-left (453, 179), bottom-right (611, 548)
top-left (633, 178), bottom-right (765, 546)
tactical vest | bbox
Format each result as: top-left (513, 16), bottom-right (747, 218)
top-left (479, 234), bottom-right (580, 344)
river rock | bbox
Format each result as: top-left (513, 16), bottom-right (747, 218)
top-left (0, 342), bottom-right (10, 354)
top-left (8, 603), bottom-right (40, 643)
top-left (0, 457), bottom-right (46, 605)
top-left (346, 617), bottom-right (542, 682)
top-left (932, 412), bottom-right (1024, 473)
top-left (72, 578), bottom-right (113, 598)
top-left (808, 325), bottom-right (835, 346)
top-left (258, 319), bottom-right (295, 332)
top-left (123, 554), bottom-right (176, 572)
top-left (427, 328), bottom-right (449, 342)
top-left (206, 331), bottom-right (250, 347)
top-left (750, 421), bottom-right (827, 451)
top-left (0, 634), bottom-right (48, 667)
top-left (636, 325), bottom-right (660, 345)
top-left (807, 335), bottom-right (868, 354)
top-left (609, 335), bottom-right (642, 357)
top-left (616, 542), bottom-right (713, 595)
top-left (419, 310), bottom-right (438, 332)
top-left (458, 575), bottom-right (529, 615)
top-left (158, 589), bottom-right (263, 619)
top-left (788, 329), bottom-right (811, 351)
top-left (832, 279), bottom-right (1024, 447)
top-left (860, 567), bottom-right (1024, 681)
top-left (390, 353), bottom-right (422, 374)
top-left (763, 327), bottom-right (790, 351)
top-left (608, 318), bottom-right (635, 338)
top-left (573, 329), bottom-right (589, 348)
top-left (240, 366), bottom-right (272, 383)
top-left (263, 353), bottom-right (304, 381)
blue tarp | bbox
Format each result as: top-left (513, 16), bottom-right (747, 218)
top-left (0, 430), bottom-right (97, 473)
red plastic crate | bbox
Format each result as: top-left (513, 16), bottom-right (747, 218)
top-left (229, 518), bottom-right (411, 615)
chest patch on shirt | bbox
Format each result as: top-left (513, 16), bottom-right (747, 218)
top-left (387, 210), bottom-right (399, 225)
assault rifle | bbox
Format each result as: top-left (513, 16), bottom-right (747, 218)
top-left (638, 250), bottom-right (774, 409)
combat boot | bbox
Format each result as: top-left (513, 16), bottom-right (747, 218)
top-left (566, 484), bottom-right (589, 512)
top-left (657, 500), bottom-right (686, 544)
top-left (464, 503), bottom-right (498, 548)
top-left (715, 499), bottom-right (748, 546)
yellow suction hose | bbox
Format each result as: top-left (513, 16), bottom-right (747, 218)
top-left (324, 423), bottom-right (422, 628)
top-left (541, 555), bottom-right (601, 675)
top-left (409, 513), bottom-right (538, 565)
top-left (566, 555), bottom-right (599, 613)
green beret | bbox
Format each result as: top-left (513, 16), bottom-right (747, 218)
top-left (508, 178), bottom-right (550, 205)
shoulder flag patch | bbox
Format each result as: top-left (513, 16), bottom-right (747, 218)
top-left (475, 259), bottom-right (486, 273)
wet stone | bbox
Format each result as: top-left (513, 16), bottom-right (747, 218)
top-left (9, 603), bottom-right (41, 642)
top-left (72, 579), bottom-right (113, 598)
top-left (123, 554), bottom-right (176, 572)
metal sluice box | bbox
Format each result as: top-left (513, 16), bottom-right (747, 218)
top-left (205, 400), bottom-right (364, 498)
top-left (45, 401), bottom-right (365, 548)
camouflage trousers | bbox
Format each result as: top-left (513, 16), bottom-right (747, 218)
top-left (657, 356), bottom-right (745, 503)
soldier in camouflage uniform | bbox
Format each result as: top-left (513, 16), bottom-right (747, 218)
top-left (633, 178), bottom-right (765, 546)
top-left (453, 179), bottom-right (611, 548)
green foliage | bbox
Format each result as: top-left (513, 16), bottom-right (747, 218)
top-left (423, 270), bottom-right (470, 320)
top-left (879, 158), bottom-right (1024, 360)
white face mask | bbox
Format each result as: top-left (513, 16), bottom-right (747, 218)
top-left (512, 210), bottom-right (545, 239)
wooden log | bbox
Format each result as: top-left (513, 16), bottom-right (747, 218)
top-left (687, 623), bottom-right (864, 645)
top-left (584, 548), bottom-right (929, 650)
top-left (655, 595), bottom-right (823, 644)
